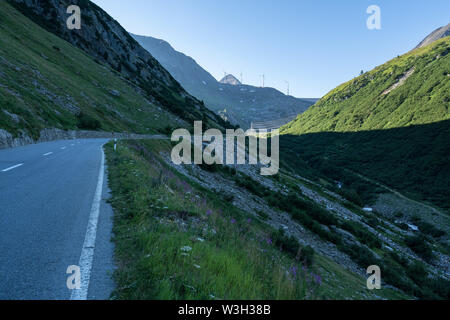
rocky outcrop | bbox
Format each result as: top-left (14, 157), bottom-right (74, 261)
top-left (219, 74), bottom-right (241, 86)
top-left (382, 67), bottom-right (415, 95)
top-left (0, 129), bottom-right (34, 149)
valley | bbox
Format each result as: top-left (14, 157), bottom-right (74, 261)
top-left (0, 0), bottom-right (448, 302)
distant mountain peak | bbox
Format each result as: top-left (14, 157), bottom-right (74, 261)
top-left (220, 74), bottom-right (241, 86)
top-left (133, 34), bottom-right (314, 128)
top-left (416, 23), bottom-right (450, 49)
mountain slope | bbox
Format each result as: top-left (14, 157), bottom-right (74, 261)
top-left (0, 0), bottom-right (183, 143)
top-left (280, 37), bottom-right (450, 209)
top-left (8, 0), bottom-right (228, 130)
top-left (131, 33), bottom-right (314, 128)
top-left (416, 23), bottom-right (450, 49)
top-left (220, 74), bottom-right (241, 85)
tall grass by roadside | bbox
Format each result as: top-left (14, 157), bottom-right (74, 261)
top-left (105, 140), bottom-right (322, 300)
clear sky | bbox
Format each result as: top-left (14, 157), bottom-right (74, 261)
top-left (91, 0), bottom-right (449, 98)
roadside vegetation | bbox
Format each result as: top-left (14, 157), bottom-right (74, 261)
top-left (104, 139), bottom-right (410, 300)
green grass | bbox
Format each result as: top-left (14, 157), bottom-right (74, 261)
top-left (105, 140), bottom-right (318, 299)
top-left (279, 38), bottom-right (450, 210)
top-left (235, 174), bottom-right (382, 250)
top-left (0, 1), bottom-right (180, 139)
top-left (104, 139), bottom-right (411, 300)
top-left (226, 155), bottom-right (448, 299)
top-left (282, 38), bottom-right (450, 134)
top-left (6, 0), bottom-right (230, 134)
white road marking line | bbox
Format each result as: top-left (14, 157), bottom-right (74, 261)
top-left (1, 163), bottom-right (24, 172)
top-left (43, 152), bottom-right (53, 156)
top-left (70, 146), bottom-right (105, 300)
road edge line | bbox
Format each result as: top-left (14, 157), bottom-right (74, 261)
top-left (70, 144), bottom-right (105, 300)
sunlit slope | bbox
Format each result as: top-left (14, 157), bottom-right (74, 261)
top-left (282, 37), bottom-right (450, 135)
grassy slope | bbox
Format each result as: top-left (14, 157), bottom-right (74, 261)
top-left (0, 1), bottom-right (180, 140)
top-left (104, 139), bottom-right (408, 300)
top-left (282, 38), bottom-right (449, 134)
top-left (279, 38), bottom-right (450, 210)
top-left (132, 34), bottom-right (313, 129)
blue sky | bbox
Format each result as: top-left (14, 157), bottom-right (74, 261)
top-left (91, 0), bottom-right (449, 98)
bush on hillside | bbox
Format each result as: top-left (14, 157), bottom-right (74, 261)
top-left (405, 235), bottom-right (434, 262)
top-left (77, 112), bottom-right (101, 130)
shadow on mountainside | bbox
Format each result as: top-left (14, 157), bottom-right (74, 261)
top-left (280, 120), bottom-right (450, 211)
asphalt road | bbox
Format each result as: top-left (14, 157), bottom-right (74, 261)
top-left (0, 139), bottom-right (115, 300)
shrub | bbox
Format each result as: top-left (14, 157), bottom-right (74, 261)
top-left (271, 229), bottom-right (315, 267)
top-left (222, 193), bottom-right (234, 202)
top-left (223, 166), bottom-right (237, 176)
top-left (235, 175), bottom-right (270, 197)
top-left (405, 260), bottom-right (428, 287)
top-left (256, 210), bottom-right (269, 221)
top-left (77, 112), bottom-right (101, 130)
top-left (339, 188), bottom-right (363, 207)
top-left (339, 220), bottom-right (382, 249)
top-left (396, 222), bottom-right (409, 230)
top-left (271, 229), bottom-right (299, 258)
top-left (339, 244), bottom-right (378, 268)
top-left (428, 278), bottom-right (450, 299)
top-left (301, 246), bottom-right (315, 267)
top-left (160, 125), bottom-right (174, 135)
top-left (199, 162), bottom-right (221, 173)
top-left (381, 259), bottom-right (415, 295)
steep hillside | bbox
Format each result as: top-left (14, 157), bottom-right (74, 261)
top-left (105, 137), bottom-right (450, 300)
top-left (0, 0), bottom-right (185, 143)
top-left (280, 37), bottom-right (450, 210)
top-left (132, 33), bottom-right (314, 129)
top-left (8, 0), bottom-right (228, 130)
top-left (104, 138), bottom-right (422, 300)
top-left (219, 74), bottom-right (241, 85)
top-left (130, 34), bottom-right (219, 101)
